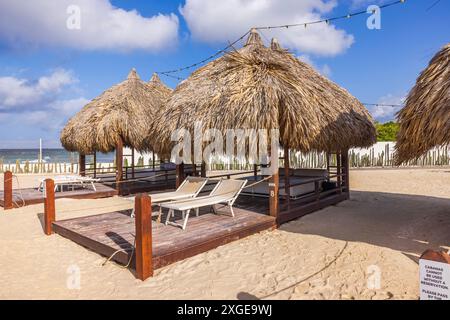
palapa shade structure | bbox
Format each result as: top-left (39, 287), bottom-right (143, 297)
top-left (61, 69), bottom-right (171, 154)
top-left (395, 43), bottom-right (450, 164)
top-left (60, 69), bottom-right (172, 191)
top-left (149, 29), bottom-right (376, 157)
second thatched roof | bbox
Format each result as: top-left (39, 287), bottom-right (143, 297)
top-left (60, 69), bottom-right (172, 154)
top-left (149, 30), bottom-right (376, 156)
top-left (395, 43), bottom-right (450, 164)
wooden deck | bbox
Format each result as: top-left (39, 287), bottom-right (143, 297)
top-left (0, 183), bottom-right (117, 208)
top-left (52, 206), bottom-right (276, 270)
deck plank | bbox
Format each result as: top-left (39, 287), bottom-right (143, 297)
top-left (0, 183), bottom-right (118, 208)
top-left (52, 207), bottom-right (276, 270)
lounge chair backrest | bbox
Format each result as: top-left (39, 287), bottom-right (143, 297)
top-left (176, 176), bottom-right (208, 195)
top-left (210, 179), bottom-right (247, 199)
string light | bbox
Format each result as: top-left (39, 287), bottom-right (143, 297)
top-left (363, 103), bottom-right (404, 108)
top-left (157, 0), bottom-right (408, 78)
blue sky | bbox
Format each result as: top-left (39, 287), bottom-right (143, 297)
top-left (0, 0), bottom-right (448, 148)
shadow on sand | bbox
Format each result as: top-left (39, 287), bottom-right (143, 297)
top-left (237, 190), bottom-right (450, 299)
top-left (279, 190), bottom-right (450, 264)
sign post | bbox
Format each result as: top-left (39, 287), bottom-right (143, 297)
top-left (419, 249), bottom-right (450, 300)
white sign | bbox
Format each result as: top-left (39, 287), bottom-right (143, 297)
top-left (419, 259), bottom-right (450, 300)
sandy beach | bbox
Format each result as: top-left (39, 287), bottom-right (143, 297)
top-left (1, 168), bottom-right (449, 300)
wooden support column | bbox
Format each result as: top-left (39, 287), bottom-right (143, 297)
top-left (44, 179), bottom-right (55, 235)
top-left (253, 164), bottom-right (258, 178)
top-left (131, 148), bottom-right (135, 179)
top-left (152, 151), bottom-right (156, 170)
top-left (337, 152), bottom-right (342, 194)
top-left (342, 149), bottom-right (350, 199)
top-left (3, 171), bottom-right (13, 210)
top-left (326, 152), bottom-right (330, 181)
top-left (176, 163), bottom-right (185, 188)
top-left (115, 139), bottom-right (123, 193)
top-left (284, 147), bottom-right (290, 205)
top-left (269, 173), bottom-right (279, 220)
top-left (192, 161), bottom-right (198, 177)
top-left (200, 161), bottom-right (206, 178)
top-left (79, 154), bottom-right (86, 176)
top-left (93, 152), bottom-right (97, 178)
top-left (135, 194), bottom-right (153, 280)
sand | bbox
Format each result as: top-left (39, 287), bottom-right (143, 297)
top-left (1, 168), bottom-right (449, 300)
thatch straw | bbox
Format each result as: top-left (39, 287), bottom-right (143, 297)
top-left (149, 30), bottom-right (375, 156)
top-left (60, 69), bottom-right (172, 154)
top-left (395, 44), bottom-right (450, 164)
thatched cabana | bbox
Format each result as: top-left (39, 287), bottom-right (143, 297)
top-left (151, 31), bottom-right (375, 155)
top-left (149, 29), bottom-right (376, 221)
top-left (60, 69), bottom-right (172, 191)
top-left (395, 44), bottom-right (450, 164)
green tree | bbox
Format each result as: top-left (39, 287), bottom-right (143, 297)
top-left (375, 121), bottom-right (399, 141)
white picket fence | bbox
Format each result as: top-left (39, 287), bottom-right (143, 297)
top-left (1, 143), bottom-right (449, 174)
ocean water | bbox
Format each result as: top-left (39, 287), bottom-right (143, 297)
top-left (0, 149), bottom-right (114, 164)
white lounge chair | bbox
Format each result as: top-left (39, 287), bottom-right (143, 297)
top-left (161, 178), bottom-right (247, 230)
top-left (38, 175), bottom-right (100, 195)
top-left (129, 176), bottom-right (208, 218)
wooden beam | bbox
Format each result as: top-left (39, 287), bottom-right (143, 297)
top-left (342, 149), bottom-right (350, 199)
top-left (44, 179), bottom-right (55, 235)
top-left (134, 194), bottom-right (153, 280)
top-left (79, 154), bottom-right (86, 177)
top-left (152, 150), bottom-right (156, 170)
top-left (200, 161), bottom-right (206, 178)
top-left (337, 152), bottom-right (342, 194)
top-left (115, 139), bottom-right (123, 193)
top-left (131, 148), bottom-right (135, 179)
top-left (176, 163), bottom-right (185, 188)
top-left (269, 172), bottom-right (279, 220)
top-left (93, 152), bottom-right (97, 178)
top-left (284, 147), bottom-right (290, 204)
top-left (3, 171), bottom-right (13, 210)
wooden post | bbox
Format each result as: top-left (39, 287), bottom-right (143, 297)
top-left (152, 151), bottom-right (156, 170)
top-left (44, 179), bottom-right (55, 235)
top-left (79, 154), bottom-right (86, 177)
top-left (326, 152), bottom-right (330, 181)
top-left (342, 149), bottom-right (350, 199)
top-left (93, 152), bottom-right (97, 178)
top-left (131, 148), bottom-right (135, 179)
top-left (253, 164), bottom-right (258, 178)
top-left (135, 194), bottom-right (153, 280)
top-left (200, 161), bottom-right (206, 178)
top-left (176, 163), bottom-right (185, 188)
top-left (284, 147), bottom-right (290, 204)
top-left (115, 139), bottom-right (123, 193)
top-left (3, 171), bottom-right (13, 210)
top-left (337, 152), bottom-right (342, 194)
top-left (269, 173), bottom-right (279, 219)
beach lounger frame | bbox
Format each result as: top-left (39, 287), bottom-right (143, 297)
top-left (162, 179), bottom-right (248, 230)
top-left (129, 176), bottom-right (209, 219)
top-left (39, 175), bottom-right (100, 196)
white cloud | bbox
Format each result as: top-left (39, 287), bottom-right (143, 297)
top-left (0, 69), bottom-right (88, 137)
top-left (0, 69), bottom-right (77, 111)
top-left (23, 97), bottom-right (89, 130)
top-left (0, 97), bottom-right (88, 133)
top-left (371, 94), bottom-right (405, 121)
top-left (350, 0), bottom-right (387, 9)
top-left (0, 0), bottom-right (179, 51)
top-left (180, 0), bottom-right (354, 56)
